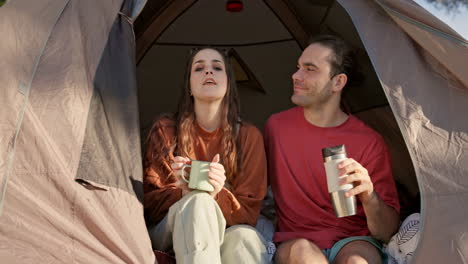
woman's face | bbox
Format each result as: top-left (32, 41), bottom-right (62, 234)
top-left (190, 49), bottom-right (228, 103)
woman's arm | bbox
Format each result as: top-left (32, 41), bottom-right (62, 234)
top-left (215, 124), bottom-right (268, 227)
top-left (143, 117), bottom-right (187, 226)
top-left (144, 167), bottom-right (183, 225)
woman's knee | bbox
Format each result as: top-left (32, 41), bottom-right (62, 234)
top-left (180, 191), bottom-right (215, 209)
top-left (222, 225), bottom-right (268, 263)
top-left (224, 225), bottom-right (266, 245)
top-left (170, 191), bottom-right (225, 228)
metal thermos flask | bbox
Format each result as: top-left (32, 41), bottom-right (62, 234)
top-left (322, 145), bottom-right (357, 218)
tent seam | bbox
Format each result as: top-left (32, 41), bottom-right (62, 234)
top-left (375, 0), bottom-right (468, 47)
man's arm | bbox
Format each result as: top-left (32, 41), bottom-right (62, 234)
top-left (361, 191), bottom-right (399, 242)
top-left (338, 158), bottom-right (400, 242)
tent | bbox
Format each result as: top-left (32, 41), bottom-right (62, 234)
top-left (1, 0), bottom-right (467, 263)
top-left (0, 0), bottom-right (154, 263)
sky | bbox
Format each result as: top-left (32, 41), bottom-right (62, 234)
top-left (414, 0), bottom-right (468, 39)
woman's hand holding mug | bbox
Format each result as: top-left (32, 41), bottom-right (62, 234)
top-left (208, 154), bottom-right (226, 198)
top-left (171, 156), bottom-right (191, 196)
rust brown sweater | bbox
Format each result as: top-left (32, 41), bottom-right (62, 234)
top-left (143, 117), bottom-right (267, 227)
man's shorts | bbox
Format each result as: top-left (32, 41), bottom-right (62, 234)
top-left (322, 236), bottom-right (386, 263)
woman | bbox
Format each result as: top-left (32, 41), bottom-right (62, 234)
top-left (143, 47), bottom-right (268, 263)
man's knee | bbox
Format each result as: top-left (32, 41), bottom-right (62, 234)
top-left (276, 239), bottom-right (327, 264)
top-left (338, 255), bottom-right (368, 264)
top-left (334, 241), bottom-right (382, 264)
top-left (288, 238), bottom-right (317, 254)
top-left (291, 239), bottom-right (324, 259)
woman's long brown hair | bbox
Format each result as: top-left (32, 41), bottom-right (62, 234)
top-left (146, 47), bottom-right (242, 183)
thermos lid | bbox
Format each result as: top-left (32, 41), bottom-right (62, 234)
top-left (322, 145), bottom-right (347, 160)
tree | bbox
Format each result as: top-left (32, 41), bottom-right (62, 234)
top-left (422, 0), bottom-right (468, 12)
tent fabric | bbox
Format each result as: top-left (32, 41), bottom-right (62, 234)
top-left (0, 0), bottom-right (155, 263)
top-left (0, 0), bottom-right (70, 213)
top-left (354, 106), bottom-right (419, 217)
top-left (75, 8), bottom-right (142, 196)
top-left (375, 0), bottom-right (468, 88)
top-left (338, 0), bottom-right (468, 262)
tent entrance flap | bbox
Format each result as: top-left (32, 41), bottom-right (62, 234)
top-left (135, 0), bottom-right (420, 218)
top-left (75, 9), bottom-right (143, 200)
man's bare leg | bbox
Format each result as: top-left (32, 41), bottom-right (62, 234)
top-left (275, 238), bottom-right (328, 264)
top-left (333, 240), bottom-right (382, 264)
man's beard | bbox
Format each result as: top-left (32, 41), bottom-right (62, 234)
top-left (291, 85), bottom-right (332, 109)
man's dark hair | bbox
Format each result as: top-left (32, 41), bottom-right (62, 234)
top-left (308, 34), bottom-right (357, 85)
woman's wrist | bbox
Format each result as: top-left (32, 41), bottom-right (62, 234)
top-left (210, 188), bottom-right (223, 199)
top-left (181, 188), bottom-right (191, 196)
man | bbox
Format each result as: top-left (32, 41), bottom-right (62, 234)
top-left (264, 35), bottom-right (400, 264)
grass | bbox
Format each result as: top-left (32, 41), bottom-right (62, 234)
top-left (0, 0), bottom-right (5, 7)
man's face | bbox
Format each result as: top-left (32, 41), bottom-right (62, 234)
top-left (291, 43), bottom-right (335, 108)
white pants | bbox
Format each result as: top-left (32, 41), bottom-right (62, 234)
top-left (148, 191), bottom-right (269, 264)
